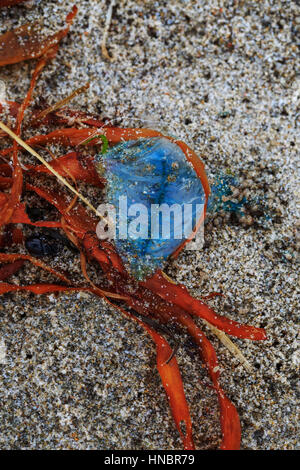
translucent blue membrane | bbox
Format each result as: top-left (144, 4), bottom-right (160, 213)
top-left (208, 173), bottom-right (246, 214)
top-left (95, 137), bottom-right (205, 280)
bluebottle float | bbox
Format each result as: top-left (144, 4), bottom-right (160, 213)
top-left (95, 137), bottom-right (206, 279)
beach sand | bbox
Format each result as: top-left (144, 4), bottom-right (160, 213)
top-left (0, 0), bottom-right (299, 449)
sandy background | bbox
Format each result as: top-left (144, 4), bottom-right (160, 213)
top-left (0, 0), bottom-right (299, 450)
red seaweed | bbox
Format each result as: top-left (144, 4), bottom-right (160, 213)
top-left (0, 6), bottom-right (77, 66)
top-left (0, 1), bottom-right (28, 7)
top-left (0, 259), bottom-right (25, 281)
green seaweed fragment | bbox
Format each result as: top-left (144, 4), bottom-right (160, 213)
top-left (81, 134), bottom-right (109, 154)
